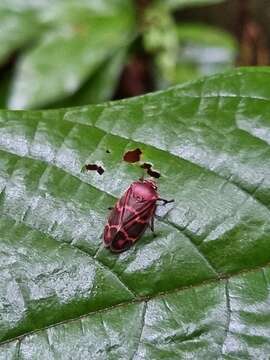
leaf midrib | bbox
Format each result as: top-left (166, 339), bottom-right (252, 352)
top-left (1, 258), bottom-right (269, 348)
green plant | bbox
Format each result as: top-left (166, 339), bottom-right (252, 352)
top-left (0, 0), bottom-right (236, 109)
top-left (143, 2), bottom-right (236, 88)
top-left (0, 68), bottom-right (270, 358)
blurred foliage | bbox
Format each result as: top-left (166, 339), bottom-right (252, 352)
top-left (143, 3), bottom-right (236, 88)
top-left (0, 0), bottom-right (236, 109)
top-left (156, 0), bottom-right (225, 10)
top-left (0, 0), bottom-right (135, 109)
top-left (175, 23), bottom-right (236, 83)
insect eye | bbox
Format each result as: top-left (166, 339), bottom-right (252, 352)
top-left (135, 195), bottom-right (144, 202)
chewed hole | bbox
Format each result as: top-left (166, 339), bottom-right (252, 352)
top-left (123, 148), bottom-right (142, 163)
top-left (83, 164), bottom-right (104, 175)
top-left (140, 162), bottom-right (151, 170)
top-left (106, 149), bottom-right (111, 154)
top-left (140, 162), bottom-right (161, 178)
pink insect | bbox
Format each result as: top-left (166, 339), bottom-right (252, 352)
top-left (103, 178), bottom-right (173, 252)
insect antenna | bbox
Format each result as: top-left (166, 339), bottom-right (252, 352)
top-left (157, 198), bottom-right (174, 206)
top-left (139, 168), bottom-right (145, 181)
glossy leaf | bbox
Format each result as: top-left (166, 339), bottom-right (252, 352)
top-left (1, 68), bottom-right (270, 358)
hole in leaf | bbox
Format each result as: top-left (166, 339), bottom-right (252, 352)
top-left (106, 149), bottom-right (111, 154)
top-left (83, 164), bottom-right (104, 175)
top-left (140, 163), bottom-right (161, 178)
top-left (140, 162), bottom-right (151, 170)
top-left (123, 148), bottom-right (142, 163)
top-left (147, 168), bottom-right (160, 178)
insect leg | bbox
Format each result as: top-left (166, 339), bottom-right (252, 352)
top-left (150, 216), bottom-right (157, 237)
top-left (157, 198), bottom-right (174, 206)
top-left (150, 216), bottom-right (154, 232)
top-left (139, 170), bottom-right (145, 182)
top-left (155, 199), bottom-right (174, 219)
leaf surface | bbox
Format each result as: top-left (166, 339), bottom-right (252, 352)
top-left (1, 68), bottom-right (270, 358)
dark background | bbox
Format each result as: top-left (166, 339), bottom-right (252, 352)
top-left (117, 0), bottom-right (270, 99)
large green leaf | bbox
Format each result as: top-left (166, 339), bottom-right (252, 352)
top-left (1, 68), bottom-right (270, 358)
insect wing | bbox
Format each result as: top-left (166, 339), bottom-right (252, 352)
top-left (110, 191), bottom-right (156, 252)
top-left (103, 183), bottom-right (157, 252)
top-left (103, 204), bottom-right (121, 247)
top-left (103, 186), bottom-right (132, 247)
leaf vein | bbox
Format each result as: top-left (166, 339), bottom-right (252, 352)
top-left (220, 279), bottom-right (231, 356)
top-left (130, 301), bottom-right (147, 360)
top-left (2, 261), bottom-right (270, 349)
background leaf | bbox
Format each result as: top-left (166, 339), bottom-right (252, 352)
top-left (0, 0), bottom-right (240, 109)
top-left (0, 9), bottom-right (43, 64)
top-left (174, 23), bottom-right (236, 83)
top-left (155, 0), bottom-right (225, 11)
top-left (50, 47), bottom-right (128, 109)
top-left (1, 68), bottom-right (270, 358)
top-left (143, 5), bottom-right (236, 88)
top-left (1, 0), bottom-right (135, 109)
